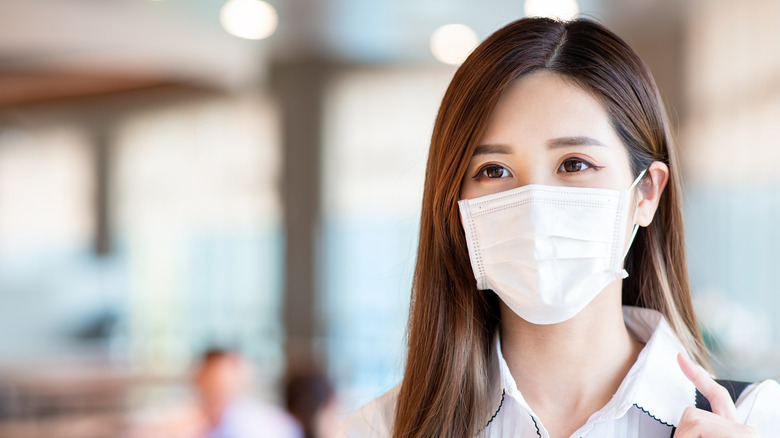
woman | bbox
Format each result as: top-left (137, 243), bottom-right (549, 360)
top-left (339, 17), bottom-right (779, 437)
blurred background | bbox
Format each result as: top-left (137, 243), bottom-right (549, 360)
top-left (0, 0), bottom-right (778, 436)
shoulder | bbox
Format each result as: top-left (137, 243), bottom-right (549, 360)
top-left (336, 386), bottom-right (399, 438)
top-left (224, 399), bottom-right (303, 438)
top-left (735, 379), bottom-right (780, 432)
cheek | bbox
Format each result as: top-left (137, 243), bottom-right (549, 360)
top-left (459, 173), bottom-right (519, 200)
top-left (459, 175), bottom-right (475, 200)
top-left (459, 178), bottom-right (503, 200)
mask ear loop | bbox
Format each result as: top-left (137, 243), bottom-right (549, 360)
top-left (624, 168), bottom-right (648, 259)
top-left (630, 168), bottom-right (648, 190)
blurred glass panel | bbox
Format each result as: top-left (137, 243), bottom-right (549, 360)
top-left (682, 0), bottom-right (780, 380)
top-left (113, 94), bottom-right (284, 385)
top-left (321, 66), bottom-right (455, 410)
top-left (0, 92), bottom-right (284, 435)
top-left (685, 185), bottom-right (780, 380)
top-left (0, 125), bottom-right (96, 359)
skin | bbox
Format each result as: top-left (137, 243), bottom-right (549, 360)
top-left (676, 353), bottom-right (758, 437)
top-left (196, 354), bottom-right (248, 427)
top-left (126, 355), bottom-right (249, 438)
top-left (459, 71), bottom-right (754, 437)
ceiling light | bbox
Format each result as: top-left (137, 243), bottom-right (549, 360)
top-left (220, 0), bottom-right (278, 40)
top-left (430, 24), bottom-right (479, 65)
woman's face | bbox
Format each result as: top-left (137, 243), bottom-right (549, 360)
top-left (460, 71), bottom-right (635, 200)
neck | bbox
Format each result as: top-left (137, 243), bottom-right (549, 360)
top-left (499, 282), bottom-right (643, 436)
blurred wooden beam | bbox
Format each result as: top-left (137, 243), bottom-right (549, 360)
top-left (0, 71), bottom-right (172, 108)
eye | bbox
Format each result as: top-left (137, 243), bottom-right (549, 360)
top-left (475, 164), bottom-right (512, 179)
top-left (557, 157), bottom-right (596, 173)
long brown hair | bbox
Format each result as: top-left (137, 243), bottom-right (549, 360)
top-left (393, 17), bottom-right (708, 438)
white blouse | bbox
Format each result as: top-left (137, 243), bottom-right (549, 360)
top-left (338, 307), bottom-right (780, 437)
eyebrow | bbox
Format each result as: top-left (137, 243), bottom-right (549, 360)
top-left (472, 136), bottom-right (607, 156)
top-left (472, 144), bottom-right (513, 156)
top-left (546, 136), bottom-right (607, 148)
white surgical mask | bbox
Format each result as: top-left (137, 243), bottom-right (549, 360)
top-left (458, 170), bottom-right (646, 325)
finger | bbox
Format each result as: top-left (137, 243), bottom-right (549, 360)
top-left (676, 406), bottom-right (758, 438)
top-left (676, 407), bottom-right (718, 438)
top-left (677, 353), bottom-right (738, 421)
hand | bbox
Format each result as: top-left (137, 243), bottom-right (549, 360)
top-left (675, 353), bottom-right (758, 437)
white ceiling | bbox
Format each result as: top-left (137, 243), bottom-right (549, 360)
top-left (0, 0), bottom-right (688, 103)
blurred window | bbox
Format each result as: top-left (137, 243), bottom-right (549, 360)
top-left (321, 66), bottom-right (454, 410)
top-left (682, 0), bottom-right (780, 381)
top-left (113, 94), bottom-right (284, 385)
top-left (0, 125), bottom-right (95, 357)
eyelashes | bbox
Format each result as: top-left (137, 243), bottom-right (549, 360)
top-left (473, 157), bottom-right (604, 181)
top-left (473, 164), bottom-right (511, 179)
top-left (557, 157), bottom-right (604, 173)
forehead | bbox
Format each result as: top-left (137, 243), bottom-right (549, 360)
top-left (479, 71), bottom-right (623, 151)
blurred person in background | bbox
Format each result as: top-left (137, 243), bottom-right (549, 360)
top-left (339, 17), bottom-right (779, 438)
top-left (127, 348), bottom-right (302, 438)
top-left (285, 368), bottom-right (342, 438)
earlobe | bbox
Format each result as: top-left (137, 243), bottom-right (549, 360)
top-left (634, 161), bottom-right (669, 227)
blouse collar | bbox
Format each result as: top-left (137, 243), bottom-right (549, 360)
top-left (484, 306), bottom-right (698, 431)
